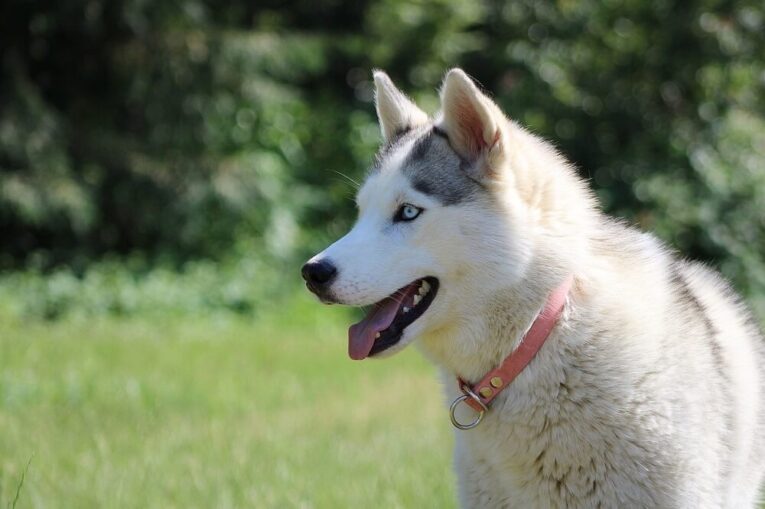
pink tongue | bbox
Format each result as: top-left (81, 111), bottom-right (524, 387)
top-left (348, 298), bottom-right (402, 360)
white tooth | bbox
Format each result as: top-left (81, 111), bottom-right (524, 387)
top-left (418, 286), bottom-right (426, 296)
top-left (413, 294), bottom-right (422, 305)
top-left (403, 307), bottom-right (410, 313)
top-left (375, 332), bottom-right (381, 338)
top-left (422, 281), bottom-right (431, 293)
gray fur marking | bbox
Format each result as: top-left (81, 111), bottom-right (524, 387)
top-left (671, 264), bottom-right (733, 483)
top-left (370, 125), bottom-right (485, 205)
top-left (402, 127), bottom-right (483, 205)
top-left (671, 266), bottom-right (728, 383)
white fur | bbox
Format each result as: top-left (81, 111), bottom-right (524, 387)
top-left (373, 70), bottom-right (428, 142)
top-left (308, 69), bottom-right (765, 507)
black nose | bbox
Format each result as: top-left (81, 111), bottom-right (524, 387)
top-left (301, 259), bottom-right (337, 290)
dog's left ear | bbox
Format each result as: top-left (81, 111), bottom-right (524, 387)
top-left (373, 70), bottom-right (428, 143)
top-left (439, 69), bottom-right (505, 178)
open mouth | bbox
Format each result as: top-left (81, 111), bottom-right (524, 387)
top-left (348, 277), bottom-right (439, 360)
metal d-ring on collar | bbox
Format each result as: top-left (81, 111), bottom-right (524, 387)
top-left (449, 385), bottom-right (488, 430)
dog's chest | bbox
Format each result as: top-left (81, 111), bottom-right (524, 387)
top-left (446, 351), bottom-right (679, 508)
top-left (454, 398), bottom-right (609, 507)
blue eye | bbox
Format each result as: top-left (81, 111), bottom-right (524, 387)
top-left (394, 203), bottom-right (423, 222)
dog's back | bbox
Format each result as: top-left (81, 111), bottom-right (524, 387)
top-left (597, 222), bottom-right (765, 506)
top-left (668, 257), bottom-right (765, 506)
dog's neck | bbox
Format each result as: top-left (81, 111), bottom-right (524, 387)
top-left (418, 261), bottom-right (571, 383)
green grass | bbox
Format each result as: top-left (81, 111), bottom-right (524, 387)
top-left (0, 293), bottom-right (457, 508)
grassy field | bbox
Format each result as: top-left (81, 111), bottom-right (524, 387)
top-left (0, 294), bottom-right (457, 508)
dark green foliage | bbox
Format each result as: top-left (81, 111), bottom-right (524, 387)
top-left (1, 1), bottom-right (763, 316)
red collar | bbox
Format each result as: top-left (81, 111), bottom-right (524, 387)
top-left (450, 276), bottom-right (574, 430)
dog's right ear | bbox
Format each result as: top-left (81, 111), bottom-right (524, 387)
top-left (373, 70), bottom-right (428, 143)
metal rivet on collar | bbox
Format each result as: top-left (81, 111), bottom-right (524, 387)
top-left (479, 387), bottom-right (493, 398)
top-left (490, 377), bottom-right (503, 388)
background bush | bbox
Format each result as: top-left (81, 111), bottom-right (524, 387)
top-left (1, 0), bottom-right (763, 318)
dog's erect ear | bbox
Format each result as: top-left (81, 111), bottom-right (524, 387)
top-left (439, 69), bottom-right (504, 173)
top-left (373, 70), bottom-right (428, 143)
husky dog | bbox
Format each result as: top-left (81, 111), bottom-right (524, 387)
top-left (301, 68), bottom-right (765, 508)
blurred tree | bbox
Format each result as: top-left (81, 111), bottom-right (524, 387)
top-left (0, 0), bottom-right (763, 312)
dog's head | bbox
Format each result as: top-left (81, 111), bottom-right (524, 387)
top-left (302, 69), bottom-right (541, 360)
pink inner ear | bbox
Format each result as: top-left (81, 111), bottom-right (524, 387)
top-left (454, 96), bottom-right (493, 158)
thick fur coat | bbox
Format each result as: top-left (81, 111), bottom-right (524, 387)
top-left (303, 68), bottom-right (765, 508)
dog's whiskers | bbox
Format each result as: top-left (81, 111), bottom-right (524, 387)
top-left (331, 170), bottom-right (361, 190)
